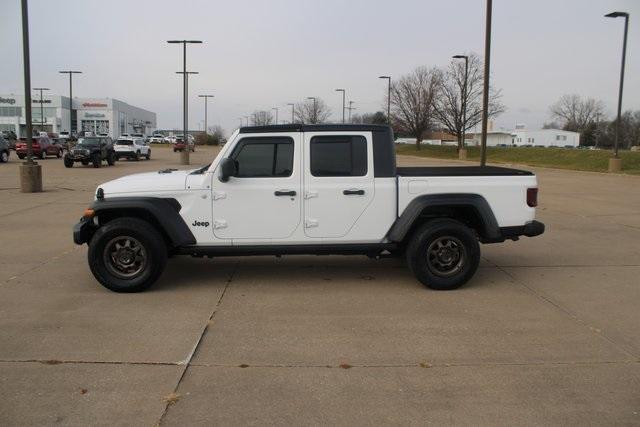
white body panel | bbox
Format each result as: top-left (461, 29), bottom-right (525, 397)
top-left (114, 138), bottom-right (150, 156)
top-left (96, 129), bottom-right (538, 247)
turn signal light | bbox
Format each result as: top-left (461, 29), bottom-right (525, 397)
top-left (527, 188), bottom-right (538, 207)
top-left (83, 208), bottom-right (95, 218)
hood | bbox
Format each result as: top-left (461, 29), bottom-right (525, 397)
top-left (98, 169), bottom-right (195, 195)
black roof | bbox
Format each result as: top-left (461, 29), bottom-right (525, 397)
top-left (239, 124), bottom-right (391, 134)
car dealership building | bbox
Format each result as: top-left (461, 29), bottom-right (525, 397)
top-left (0, 94), bottom-right (156, 138)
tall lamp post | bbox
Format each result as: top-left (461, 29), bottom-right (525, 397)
top-left (335, 89), bottom-right (345, 123)
top-left (58, 70), bottom-right (81, 138)
top-left (33, 87), bottom-right (49, 132)
top-left (287, 103), bottom-right (295, 123)
top-left (479, 0), bottom-right (492, 167)
top-left (272, 107), bottom-right (278, 124)
top-left (167, 40), bottom-right (202, 165)
top-left (19, 0), bottom-right (41, 192)
top-left (244, 116), bottom-right (249, 126)
top-left (604, 11), bottom-right (629, 172)
top-left (378, 76), bottom-right (391, 124)
top-left (307, 97), bottom-right (317, 123)
top-left (453, 55), bottom-right (469, 159)
top-left (346, 101), bottom-right (356, 123)
top-left (198, 94), bottom-right (214, 135)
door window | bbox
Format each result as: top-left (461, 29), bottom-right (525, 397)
top-left (310, 135), bottom-right (367, 177)
top-left (231, 137), bottom-right (294, 177)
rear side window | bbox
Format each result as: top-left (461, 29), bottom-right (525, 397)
top-left (231, 137), bottom-right (294, 178)
top-left (310, 135), bottom-right (367, 177)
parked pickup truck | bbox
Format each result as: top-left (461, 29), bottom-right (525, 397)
top-left (73, 124), bottom-right (544, 293)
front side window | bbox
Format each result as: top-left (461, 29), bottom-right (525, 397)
top-left (231, 137), bottom-right (294, 178)
top-left (310, 135), bottom-right (367, 177)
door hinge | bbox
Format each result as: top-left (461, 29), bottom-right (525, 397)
top-left (304, 190), bottom-right (319, 199)
top-left (305, 219), bottom-right (319, 228)
top-left (213, 191), bottom-right (227, 201)
top-left (213, 219), bottom-right (228, 229)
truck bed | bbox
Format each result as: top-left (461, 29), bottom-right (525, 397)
top-left (396, 166), bottom-right (533, 177)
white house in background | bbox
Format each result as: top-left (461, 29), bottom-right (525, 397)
top-left (513, 129), bottom-right (580, 147)
top-left (469, 131), bottom-right (513, 147)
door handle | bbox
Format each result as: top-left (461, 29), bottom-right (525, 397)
top-left (274, 190), bottom-right (296, 196)
top-left (343, 189), bottom-right (365, 195)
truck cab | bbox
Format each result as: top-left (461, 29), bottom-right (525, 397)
top-left (74, 124), bottom-right (544, 293)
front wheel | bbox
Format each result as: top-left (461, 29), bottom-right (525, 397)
top-left (63, 157), bottom-right (74, 168)
top-left (107, 151), bottom-right (116, 166)
top-left (406, 219), bottom-right (480, 290)
top-left (92, 153), bottom-right (101, 168)
top-left (0, 151), bottom-right (8, 163)
top-left (135, 151), bottom-right (140, 161)
top-left (88, 217), bottom-right (167, 292)
top-left (145, 150), bottom-right (151, 160)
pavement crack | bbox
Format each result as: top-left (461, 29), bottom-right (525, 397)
top-left (156, 261), bottom-right (239, 425)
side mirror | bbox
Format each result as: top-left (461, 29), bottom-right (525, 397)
top-left (218, 157), bottom-right (237, 182)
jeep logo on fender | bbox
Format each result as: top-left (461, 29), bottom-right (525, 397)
top-left (192, 220), bottom-right (210, 227)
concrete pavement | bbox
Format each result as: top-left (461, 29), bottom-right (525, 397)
top-left (0, 146), bottom-right (638, 425)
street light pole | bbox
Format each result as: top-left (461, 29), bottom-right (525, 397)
top-left (378, 76), bottom-right (391, 124)
top-left (244, 116), bottom-right (249, 126)
top-left (335, 89), bottom-right (345, 123)
top-left (605, 11), bottom-right (629, 171)
top-left (272, 107), bottom-right (278, 124)
top-left (59, 71), bottom-right (81, 139)
top-left (346, 101), bottom-right (355, 123)
top-left (33, 87), bottom-right (49, 132)
top-left (167, 40), bottom-right (202, 165)
top-left (307, 97), bottom-right (317, 123)
top-left (198, 94), bottom-right (214, 135)
top-left (479, 0), bottom-right (492, 167)
top-left (287, 103), bottom-right (295, 123)
top-left (453, 55), bottom-right (469, 156)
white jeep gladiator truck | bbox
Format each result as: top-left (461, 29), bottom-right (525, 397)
top-left (73, 124), bottom-right (544, 292)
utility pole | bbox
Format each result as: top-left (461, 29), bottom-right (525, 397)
top-left (378, 76), bottom-right (391, 124)
top-left (480, 0), bottom-right (492, 167)
top-left (335, 89), bottom-right (345, 123)
top-left (33, 87), bottom-right (49, 132)
top-left (19, 0), bottom-right (42, 192)
top-left (198, 94), bottom-right (214, 135)
top-left (167, 40), bottom-right (202, 165)
top-left (346, 101), bottom-right (356, 123)
top-left (287, 103), bottom-right (295, 123)
top-left (272, 107), bottom-right (278, 124)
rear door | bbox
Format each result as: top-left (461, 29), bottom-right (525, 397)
top-left (303, 132), bottom-right (374, 238)
top-left (213, 133), bottom-right (302, 241)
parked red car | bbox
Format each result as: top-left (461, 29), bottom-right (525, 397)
top-left (172, 136), bottom-right (195, 153)
top-left (16, 136), bottom-right (63, 159)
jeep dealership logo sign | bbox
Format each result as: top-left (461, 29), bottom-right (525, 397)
top-left (0, 97), bottom-right (16, 105)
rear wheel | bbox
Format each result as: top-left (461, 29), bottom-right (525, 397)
top-left (18, 154), bottom-right (25, 160)
top-left (406, 219), bottom-right (480, 290)
top-left (88, 217), bottom-right (167, 292)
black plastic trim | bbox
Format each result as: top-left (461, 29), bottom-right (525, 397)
top-left (84, 197), bottom-right (196, 247)
top-left (396, 166), bottom-right (533, 177)
top-left (386, 193), bottom-right (502, 242)
top-left (177, 243), bottom-right (396, 257)
top-left (500, 220), bottom-right (545, 240)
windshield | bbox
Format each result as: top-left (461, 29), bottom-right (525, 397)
top-left (77, 137), bottom-right (101, 146)
top-left (116, 140), bottom-right (133, 145)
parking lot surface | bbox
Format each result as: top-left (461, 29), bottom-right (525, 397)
top-left (0, 146), bottom-right (638, 425)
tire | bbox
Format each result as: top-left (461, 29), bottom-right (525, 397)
top-left (63, 157), bottom-right (74, 168)
top-left (173, 148), bottom-right (177, 153)
top-left (135, 151), bottom-right (140, 161)
top-left (145, 150), bottom-right (151, 160)
top-left (56, 149), bottom-right (62, 158)
top-left (18, 154), bottom-right (25, 160)
top-left (406, 219), bottom-right (480, 290)
top-left (81, 160), bottom-right (89, 166)
top-left (88, 217), bottom-right (167, 292)
top-left (0, 151), bottom-right (8, 163)
top-left (107, 151), bottom-right (116, 166)
top-left (92, 153), bottom-right (101, 168)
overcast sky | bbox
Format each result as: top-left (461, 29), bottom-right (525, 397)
top-left (1, 0), bottom-right (638, 134)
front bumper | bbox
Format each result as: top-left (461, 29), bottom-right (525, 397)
top-left (73, 217), bottom-right (95, 244)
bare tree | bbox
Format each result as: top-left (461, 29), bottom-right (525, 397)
top-left (351, 111), bottom-right (388, 125)
top-left (549, 94), bottom-right (605, 132)
top-left (251, 110), bottom-right (274, 126)
top-left (433, 53), bottom-right (505, 151)
top-left (389, 66), bottom-right (442, 149)
top-left (295, 98), bottom-right (331, 124)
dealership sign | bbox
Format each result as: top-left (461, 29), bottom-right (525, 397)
top-left (84, 113), bottom-right (106, 118)
top-left (82, 102), bottom-right (108, 108)
top-left (33, 99), bottom-right (52, 104)
top-left (0, 97), bottom-right (16, 105)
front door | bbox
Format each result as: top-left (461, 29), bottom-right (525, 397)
top-left (213, 134), bottom-right (301, 241)
top-left (303, 132), bottom-right (375, 238)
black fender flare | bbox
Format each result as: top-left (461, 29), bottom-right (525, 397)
top-left (90, 197), bottom-right (196, 247)
top-left (386, 193), bottom-right (502, 242)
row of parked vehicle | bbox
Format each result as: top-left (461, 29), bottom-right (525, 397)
top-left (146, 133), bottom-right (196, 152)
